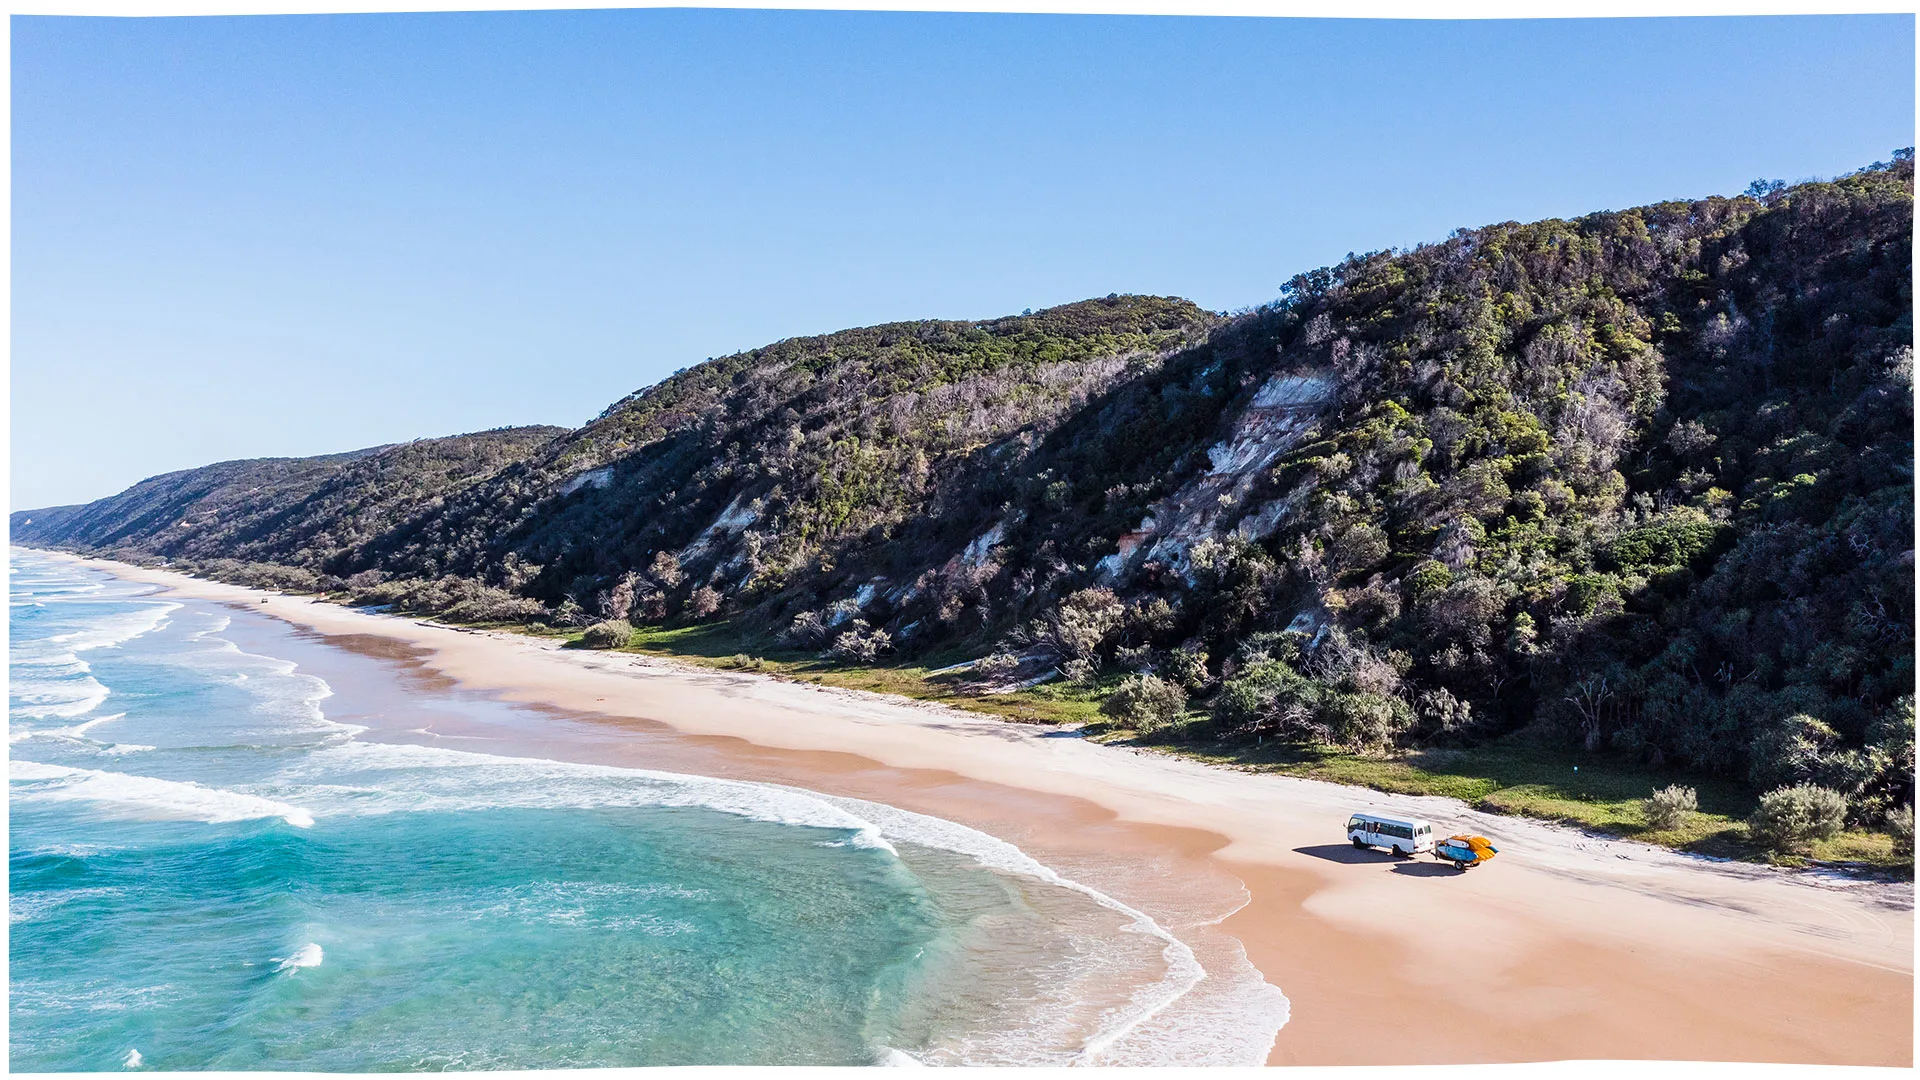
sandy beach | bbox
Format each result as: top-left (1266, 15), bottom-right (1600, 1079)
top-left (52, 554), bottom-right (1915, 1067)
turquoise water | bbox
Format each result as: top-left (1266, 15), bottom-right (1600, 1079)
top-left (9, 550), bottom-right (1288, 1069)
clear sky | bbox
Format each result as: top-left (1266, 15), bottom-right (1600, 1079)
top-left (11, 10), bottom-right (1914, 509)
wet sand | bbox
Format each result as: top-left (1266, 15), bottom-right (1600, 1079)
top-left (57, 554), bottom-right (1916, 1066)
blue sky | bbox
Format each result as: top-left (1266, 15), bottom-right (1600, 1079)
top-left (11, 11), bottom-right (1914, 509)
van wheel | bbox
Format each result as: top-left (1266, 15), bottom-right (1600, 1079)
top-left (1352, 839), bottom-right (1367, 849)
top-left (1393, 846), bottom-right (1408, 858)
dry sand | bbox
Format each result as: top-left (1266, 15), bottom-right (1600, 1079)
top-left (54, 554), bottom-right (1915, 1066)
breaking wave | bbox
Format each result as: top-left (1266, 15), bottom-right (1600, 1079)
top-left (10, 760), bottom-right (316, 829)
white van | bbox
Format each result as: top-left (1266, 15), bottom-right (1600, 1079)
top-left (1347, 812), bottom-right (1435, 856)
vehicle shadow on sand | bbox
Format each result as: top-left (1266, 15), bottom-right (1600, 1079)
top-left (1293, 845), bottom-right (1468, 876)
top-left (1389, 861), bottom-right (1464, 877)
top-left (1293, 843), bottom-right (1408, 865)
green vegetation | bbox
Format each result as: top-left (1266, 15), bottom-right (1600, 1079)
top-left (532, 621), bottom-right (1902, 867)
top-left (11, 427), bottom-right (565, 572)
top-left (1100, 673), bottom-right (1189, 734)
top-left (1162, 730), bottom-right (1902, 867)
top-left (1748, 783), bottom-right (1850, 855)
top-left (580, 620), bottom-right (636, 649)
top-left (15, 157), bottom-right (1913, 871)
top-left (1643, 784), bottom-right (1698, 831)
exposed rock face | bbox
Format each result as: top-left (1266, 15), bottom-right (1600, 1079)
top-left (557, 467), bottom-right (614, 497)
top-left (678, 494), bottom-right (761, 565)
top-left (953, 517), bottom-right (1013, 573)
top-left (1102, 372), bottom-right (1334, 581)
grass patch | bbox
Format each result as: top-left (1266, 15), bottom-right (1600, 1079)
top-left (572, 619), bottom-right (1106, 725)
top-left (1156, 733), bottom-right (1908, 869)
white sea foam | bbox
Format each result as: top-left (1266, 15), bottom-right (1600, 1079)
top-left (814, 792), bottom-right (1235, 1066)
top-left (10, 760), bottom-right (316, 828)
top-left (11, 580), bottom-right (107, 600)
top-left (47, 601), bottom-right (180, 654)
top-left (279, 741), bottom-right (897, 852)
top-left (20, 842), bottom-right (115, 859)
top-left (63, 713), bottom-right (129, 739)
top-left (10, 715), bottom-right (152, 758)
top-left (10, 675), bottom-right (111, 719)
top-left (274, 943), bottom-right (324, 973)
top-left (468, 882), bottom-right (702, 935)
top-left (171, 634), bottom-right (359, 745)
top-left (10, 887), bottom-right (126, 924)
top-left (10, 981), bottom-right (175, 1017)
top-left (186, 614), bottom-right (232, 640)
top-left (9, 599), bottom-right (180, 675)
top-left (8, 595), bottom-right (176, 725)
top-left (11, 712), bottom-right (128, 744)
top-left (122, 1048), bottom-right (143, 1069)
top-left (268, 741), bottom-right (1287, 1065)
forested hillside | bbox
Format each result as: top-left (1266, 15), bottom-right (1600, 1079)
top-left (12, 426), bottom-right (565, 579)
top-left (17, 155), bottom-right (1913, 823)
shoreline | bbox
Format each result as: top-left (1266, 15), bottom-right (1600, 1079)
top-left (39, 551), bottom-right (1916, 1066)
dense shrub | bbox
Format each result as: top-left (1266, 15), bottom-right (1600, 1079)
top-left (441, 589), bottom-right (549, 623)
top-left (1643, 785), bottom-right (1698, 831)
top-left (1059, 658), bottom-right (1096, 686)
top-left (686, 585), bottom-right (723, 619)
top-left (192, 559), bottom-right (325, 594)
top-left (581, 620), bottom-right (634, 649)
top-left (828, 620), bottom-right (892, 663)
top-left (972, 651), bottom-right (1021, 680)
top-left (1030, 588), bottom-right (1124, 662)
top-left (1213, 661), bottom-right (1319, 736)
top-left (1748, 784), bottom-right (1849, 854)
top-left (1163, 646), bottom-right (1211, 693)
top-left (354, 574), bottom-right (549, 623)
top-left (1101, 673), bottom-right (1188, 733)
top-left (787, 610), bottom-right (830, 647)
top-left (1747, 714), bottom-right (1837, 792)
top-left (1322, 692), bottom-right (1414, 753)
top-left (1886, 805), bottom-right (1915, 859)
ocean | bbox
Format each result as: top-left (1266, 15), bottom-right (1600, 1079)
top-left (8, 548), bottom-right (1288, 1069)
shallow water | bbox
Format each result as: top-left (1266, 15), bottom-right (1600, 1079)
top-left (9, 549), bottom-right (1287, 1069)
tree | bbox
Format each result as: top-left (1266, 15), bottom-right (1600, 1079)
top-left (829, 620), bottom-right (892, 663)
top-left (648, 551), bottom-right (684, 590)
top-left (686, 585), bottom-right (722, 619)
top-left (1564, 675), bottom-right (1614, 751)
top-left (1030, 587), bottom-right (1124, 663)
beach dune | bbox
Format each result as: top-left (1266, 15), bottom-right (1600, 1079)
top-left (60, 554), bottom-right (1915, 1067)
